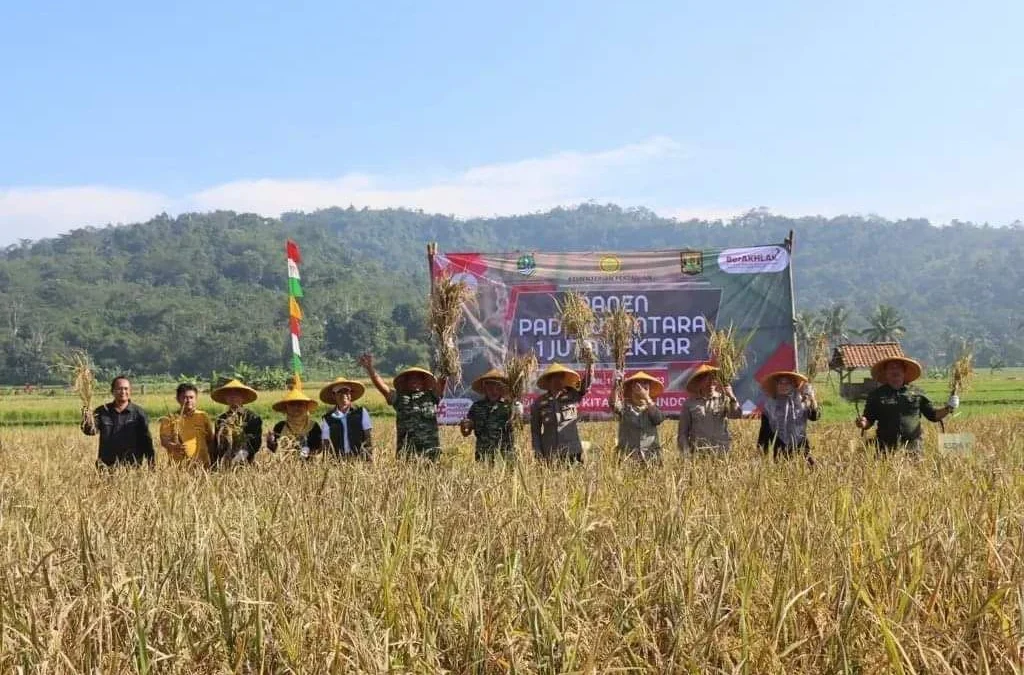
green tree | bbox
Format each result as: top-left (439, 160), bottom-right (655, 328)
top-left (859, 304), bottom-right (906, 343)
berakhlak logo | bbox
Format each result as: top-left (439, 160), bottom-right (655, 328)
top-left (516, 253), bottom-right (537, 277)
top-left (680, 250), bottom-right (703, 275)
top-left (599, 255), bottom-right (621, 273)
top-left (718, 245), bottom-right (789, 274)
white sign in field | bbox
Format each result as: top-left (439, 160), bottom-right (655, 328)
top-left (938, 433), bottom-right (975, 454)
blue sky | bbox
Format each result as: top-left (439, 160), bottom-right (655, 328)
top-left (1, 0), bottom-right (1021, 242)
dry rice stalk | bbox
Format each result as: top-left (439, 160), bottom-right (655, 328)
top-left (217, 409), bottom-right (248, 455)
top-left (503, 349), bottom-right (539, 404)
top-left (554, 291), bottom-right (598, 364)
top-left (949, 341), bottom-right (974, 396)
top-left (708, 321), bottom-right (756, 383)
top-left (806, 333), bottom-right (830, 382)
top-left (600, 306), bottom-right (639, 372)
top-left (429, 274), bottom-right (475, 383)
top-left (56, 349), bottom-right (97, 431)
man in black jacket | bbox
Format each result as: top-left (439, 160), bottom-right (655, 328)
top-left (81, 375), bottom-right (155, 468)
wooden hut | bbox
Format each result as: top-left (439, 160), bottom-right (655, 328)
top-left (829, 342), bottom-right (906, 402)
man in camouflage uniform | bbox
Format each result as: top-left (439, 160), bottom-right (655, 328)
top-left (856, 356), bottom-right (958, 456)
top-left (530, 361), bottom-right (595, 464)
top-left (361, 353), bottom-right (447, 461)
top-left (460, 368), bottom-right (521, 462)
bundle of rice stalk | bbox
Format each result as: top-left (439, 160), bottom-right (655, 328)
top-left (554, 291), bottom-right (598, 364)
top-left (805, 333), bottom-right (830, 382)
top-left (503, 349), bottom-right (539, 403)
top-left (428, 274), bottom-right (475, 383)
top-left (217, 409), bottom-right (248, 454)
top-left (58, 349), bottom-right (97, 432)
top-left (599, 305), bottom-right (639, 372)
top-left (949, 341), bottom-right (974, 397)
top-left (708, 321), bottom-right (756, 383)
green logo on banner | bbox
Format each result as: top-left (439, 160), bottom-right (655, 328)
top-left (680, 250), bottom-right (703, 275)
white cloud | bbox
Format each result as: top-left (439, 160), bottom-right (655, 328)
top-left (188, 136), bottom-right (686, 217)
top-left (0, 186), bottom-right (169, 243)
top-left (0, 137), bottom-right (695, 245)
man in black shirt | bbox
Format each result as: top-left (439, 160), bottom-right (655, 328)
top-left (856, 356), bottom-right (958, 455)
top-left (81, 375), bottom-right (155, 468)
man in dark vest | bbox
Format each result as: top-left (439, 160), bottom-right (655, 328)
top-left (307, 377), bottom-right (374, 460)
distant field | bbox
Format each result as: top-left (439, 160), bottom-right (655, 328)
top-left (2, 368), bottom-right (1022, 426)
top-left (2, 368), bottom-right (1020, 426)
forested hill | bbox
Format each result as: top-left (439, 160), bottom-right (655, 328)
top-left (1, 205), bottom-right (1021, 384)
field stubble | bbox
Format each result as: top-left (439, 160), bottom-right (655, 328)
top-left (0, 415), bottom-right (1022, 673)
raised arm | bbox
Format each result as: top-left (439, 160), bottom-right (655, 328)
top-left (359, 352), bottom-right (394, 403)
top-left (723, 385), bottom-right (743, 419)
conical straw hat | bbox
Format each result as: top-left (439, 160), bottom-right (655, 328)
top-left (211, 379), bottom-right (258, 405)
top-left (393, 367), bottom-right (437, 392)
top-left (318, 378), bottom-right (367, 404)
top-left (536, 362), bottom-right (581, 390)
top-left (622, 371), bottom-right (665, 398)
top-left (759, 370), bottom-right (808, 396)
top-left (685, 364), bottom-right (720, 394)
top-left (870, 356), bottom-right (922, 384)
top-left (471, 368), bottom-right (509, 395)
top-left (272, 388), bottom-right (319, 413)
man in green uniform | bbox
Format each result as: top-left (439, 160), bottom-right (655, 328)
top-left (856, 356), bottom-right (958, 455)
top-left (460, 368), bottom-right (518, 462)
top-left (530, 361), bottom-right (595, 464)
top-left (360, 352), bottom-right (447, 461)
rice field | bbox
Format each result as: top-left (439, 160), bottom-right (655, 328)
top-left (0, 411), bottom-right (1022, 672)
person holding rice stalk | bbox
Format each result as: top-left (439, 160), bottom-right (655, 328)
top-left (265, 386), bottom-right (319, 459)
top-left (360, 352), bottom-right (447, 461)
top-left (211, 379), bottom-right (264, 466)
top-left (306, 377), bottom-right (374, 460)
top-left (82, 375), bottom-right (155, 469)
top-left (531, 360), bottom-right (595, 464)
top-left (677, 364), bottom-right (742, 455)
top-left (460, 368), bottom-right (519, 463)
top-left (608, 371), bottom-right (666, 463)
top-left (159, 382), bottom-right (215, 468)
top-left (757, 370), bottom-right (820, 465)
top-left (856, 355), bottom-right (958, 455)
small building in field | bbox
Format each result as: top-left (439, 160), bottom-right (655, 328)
top-left (829, 342), bottom-right (906, 402)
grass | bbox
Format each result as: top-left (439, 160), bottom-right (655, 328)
top-left (0, 414), bottom-right (1022, 672)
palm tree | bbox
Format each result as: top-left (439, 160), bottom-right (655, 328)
top-left (795, 311), bottom-right (821, 369)
top-left (859, 304), bottom-right (906, 343)
top-left (819, 304), bottom-right (852, 348)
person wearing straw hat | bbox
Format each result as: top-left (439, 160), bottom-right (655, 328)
top-left (266, 387), bottom-right (319, 459)
top-left (211, 379), bottom-right (263, 466)
top-left (757, 371), bottom-right (820, 464)
top-left (159, 382), bottom-right (215, 468)
top-left (306, 377), bottom-right (374, 460)
top-left (677, 364), bottom-right (742, 455)
top-left (360, 352), bottom-right (446, 461)
top-left (460, 368), bottom-right (516, 463)
top-left (608, 370), bottom-right (666, 463)
top-left (855, 355), bottom-right (957, 455)
top-left (530, 360), bottom-right (595, 464)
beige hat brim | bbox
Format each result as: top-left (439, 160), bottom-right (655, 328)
top-left (870, 357), bottom-right (922, 384)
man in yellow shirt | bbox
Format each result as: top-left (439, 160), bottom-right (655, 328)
top-left (159, 382), bottom-right (214, 467)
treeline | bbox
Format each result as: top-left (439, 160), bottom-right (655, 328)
top-left (0, 205), bottom-right (1021, 384)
